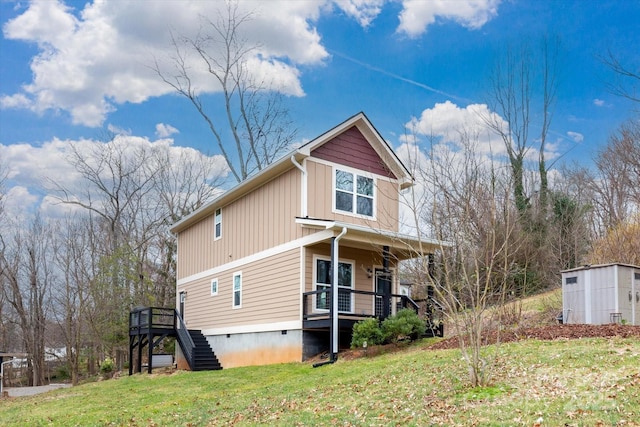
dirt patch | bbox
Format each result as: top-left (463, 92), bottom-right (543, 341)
top-left (427, 324), bottom-right (640, 350)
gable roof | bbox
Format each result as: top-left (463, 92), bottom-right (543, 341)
top-left (171, 112), bottom-right (414, 233)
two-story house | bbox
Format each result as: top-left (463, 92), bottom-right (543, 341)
top-left (169, 113), bottom-right (441, 369)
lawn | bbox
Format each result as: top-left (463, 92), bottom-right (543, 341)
top-left (1, 335), bottom-right (639, 426)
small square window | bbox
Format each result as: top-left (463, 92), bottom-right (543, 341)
top-left (210, 278), bottom-right (218, 296)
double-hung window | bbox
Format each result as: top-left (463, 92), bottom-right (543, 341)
top-left (315, 258), bottom-right (353, 313)
top-left (335, 169), bottom-right (374, 217)
top-left (232, 272), bottom-right (242, 308)
top-left (214, 208), bottom-right (222, 240)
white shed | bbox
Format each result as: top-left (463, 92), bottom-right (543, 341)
top-left (562, 263), bottom-right (640, 325)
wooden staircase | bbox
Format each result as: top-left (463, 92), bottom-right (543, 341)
top-left (187, 329), bottom-right (222, 371)
top-left (129, 307), bottom-right (223, 374)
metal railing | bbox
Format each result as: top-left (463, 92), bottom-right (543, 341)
top-left (129, 307), bottom-right (195, 370)
top-left (302, 289), bottom-right (420, 320)
top-left (174, 311), bottom-right (195, 370)
top-left (129, 307), bottom-right (175, 332)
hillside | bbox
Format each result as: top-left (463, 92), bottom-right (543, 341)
top-left (1, 327), bottom-right (640, 426)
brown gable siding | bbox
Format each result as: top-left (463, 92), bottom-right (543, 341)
top-left (311, 126), bottom-right (397, 178)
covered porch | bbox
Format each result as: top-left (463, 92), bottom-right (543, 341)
top-left (297, 218), bottom-right (443, 362)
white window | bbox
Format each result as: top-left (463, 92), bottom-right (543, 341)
top-left (314, 257), bottom-right (353, 313)
top-left (214, 208), bottom-right (222, 240)
top-left (335, 169), bottom-right (374, 217)
top-left (210, 278), bottom-right (218, 296)
top-left (232, 272), bottom-right (242, 308)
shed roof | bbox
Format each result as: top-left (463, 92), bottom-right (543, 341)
top-left (561, 262), bottom-right (640, 274)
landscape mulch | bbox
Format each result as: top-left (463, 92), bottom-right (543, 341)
top-left (427, 324), bottom-right (640, 350)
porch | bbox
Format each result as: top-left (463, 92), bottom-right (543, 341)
top-left (302, 288), bottom-right (443, 336)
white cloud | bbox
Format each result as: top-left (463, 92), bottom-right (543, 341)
top-left (1, 0), bottom-right (330, 127)
top-left (333, 0), bottom-right (384, 27)
top-left (567, 131), bottom-right (584, 143)
top-left (155, 123), bottom-right (179, 138)
top-left (3, 186), bottom-right (39, 221)
top-left (397, 0), bottom-right (501, 38)
top-left (404, 100), bottom-right (508, 157)
top-left (107, 123), bottom-right (132, 136)
top-left (0, 93), bottom-right (32, 109)
top-left (0, 134), bottom-right (229, 219)
top-left (593, 99), bottom-right (605, 107)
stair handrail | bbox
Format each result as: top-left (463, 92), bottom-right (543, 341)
top-left (400, 295), bottom-right (420, 313)
top-left (174, 310), bottom-right (195, 369)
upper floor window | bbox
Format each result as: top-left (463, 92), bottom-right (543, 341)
top-left (210, 278), bottom-right (218, 296)
top-left (214, 208), bottom-right (222, 240)
top-left (335, 169), bottom-right (374, 217)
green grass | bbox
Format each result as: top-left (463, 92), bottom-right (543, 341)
top-left (1, 336), bottom-right (639, 426)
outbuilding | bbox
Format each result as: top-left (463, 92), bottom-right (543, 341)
top-left (562, 263), bottom-right (640, 325)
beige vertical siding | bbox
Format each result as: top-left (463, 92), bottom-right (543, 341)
top-left (306, 160), bottom-right (399, 232)
top-left (304, 242), bottom-right (398, 316)
top-left (180, 248), bottom-right (302, 330)
top-left (176, 167), bottom-right (302, 279)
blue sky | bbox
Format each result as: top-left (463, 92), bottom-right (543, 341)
top-left (1, 0), bottom-right (639, 217)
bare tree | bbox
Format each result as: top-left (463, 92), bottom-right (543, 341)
top-left (50, 217), bottom-right (96, 385)
top-left (484, 39), bottom-right (559, 218)
top-left (154, 2), bottom-right (297, 182)
top-left (602, 50), bottom-right (640, 104)
top-left (0, 215), bottom-right (53, 386)
top-left (402, 129), bottom-right (521, 387)
top-left (49, 136), bottom-right (223, 368)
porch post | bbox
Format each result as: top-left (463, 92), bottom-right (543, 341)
top-left (382, 245), bottom-right (391, 319)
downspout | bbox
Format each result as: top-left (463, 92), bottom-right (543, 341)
top-left (314, 226), bottom-right (347, 368)
top-left (291, 155), bottom-right (307, 217)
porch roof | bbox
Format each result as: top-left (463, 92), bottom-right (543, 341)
top-left (296, 217), bottom-right (449, 260)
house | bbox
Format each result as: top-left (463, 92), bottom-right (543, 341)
top-left (168, 113), bottom-right (442, 369)
top-left (562, 263), bottom-right (640, 325)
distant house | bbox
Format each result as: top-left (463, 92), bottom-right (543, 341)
top-left (169, 113), bottom-right (442, 369)
top-left (562, 263), bottom-right (640, 325)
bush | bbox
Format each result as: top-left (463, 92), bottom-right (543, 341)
top-left (381, 309), bottom-right (426, 344)
top-left (100, 357), bottom-right (114, 375)
top-left (351, 318), bottom-right (384, 349)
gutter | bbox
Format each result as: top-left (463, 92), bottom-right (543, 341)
top-left (313, 227), bottom-right (347, 368)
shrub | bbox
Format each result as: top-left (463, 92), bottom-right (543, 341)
top-left (351, 318), bottom-right (384, 349)
top-left (381, 309), bottom-right (426, 344)
top-left (100, 357), bottom-right (114, 375)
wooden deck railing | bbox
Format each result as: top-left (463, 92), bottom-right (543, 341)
top-left (129, 307), bottom-right (196, 370)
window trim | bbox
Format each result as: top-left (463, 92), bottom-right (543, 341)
top-left (214, 208), bottom-right (222, 240)
top-left (332, 167), bottom-right (376, 219)
top-left (565, 276), bottom-right (577, 285)
top-left (312, 255), bottom-right (354, 314)
top-left (232, 271), bottom-right (242, 309)
top-left (210, 278), bottom-right (219, 296)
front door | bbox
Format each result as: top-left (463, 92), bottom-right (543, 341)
top-left (375, 268), bottom-right (392, 318)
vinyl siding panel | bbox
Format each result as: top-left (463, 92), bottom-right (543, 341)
top-left (176, 167), bottom-right (302, 279)
top-left (306, 160), bottom-right (399, 231)
top-left (304, 243), bottom-right (398, 316)
top-left (311, 126), bottom-right (396, 178)
top-left (180, 248), bottom-right (301, 330)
